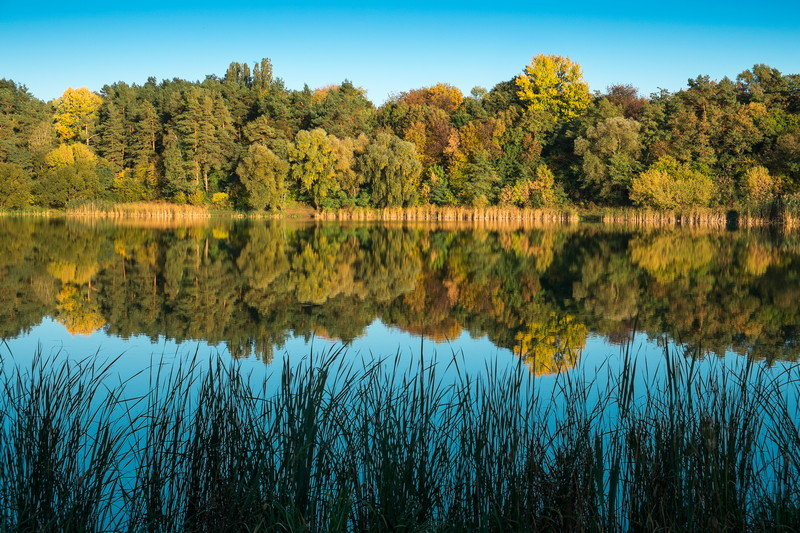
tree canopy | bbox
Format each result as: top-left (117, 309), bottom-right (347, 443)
top-left (0, 58), bottom-right (798, 211)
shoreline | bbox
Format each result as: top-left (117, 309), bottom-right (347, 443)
top-left (2, 202), bottom-right (798, 230)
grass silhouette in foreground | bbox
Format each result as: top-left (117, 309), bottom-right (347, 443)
top-left (0, 345), bottom-right (798, 532)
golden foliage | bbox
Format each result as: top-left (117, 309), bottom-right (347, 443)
top-left (47, 260), bottom-right (99, 285)
top-left (400, 83), bottom-right (464, 113)
top-left (515, 54), bottom-right (591, 119)
top-left (55, 285), bottom-right (105, 336)
top-left (743, 166), bottom-right (780, 203)
top-left (44, 143), bottom-right (97, 168)
top-left (514, 313), bottom-right (588, 375)
top-left (53, 87), bottom-right (103, 144)
top-left (631, 157), bottom-right (716, 209)
top-left (630, 233), bottom-right (714, 283)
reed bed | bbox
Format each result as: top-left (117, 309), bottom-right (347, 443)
top-left (317, 205), bottom-right (580, 225)
top-left (595, 208), bottom-right (734, 228)
top-left (595, 206), bottom-right (800, 230)
top-left (64, 202), bottom-right (212, 219)
top-left (0, 347), bottom-right (798, 532)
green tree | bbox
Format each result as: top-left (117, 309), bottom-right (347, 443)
top-left (288, 128), bottom-right (339, 209)
top-left (457, 152), bottom-right (500, 206)
top-left (360, 133), bottom-right (422, 207)
top-left (574, 116), bottom-right (643, 204)
top-left (309, 81), bottom-right (376, 138)
top-left (165, 86), bottom-right (236, 197)
top-left (237, 144), bottom-right (289, 211)
top-left (0, 79), bottom-right (49, 168)
top-left (0, 162), bottom-right (32, 209)
top-left (35, 161), bottom-right (103, 208)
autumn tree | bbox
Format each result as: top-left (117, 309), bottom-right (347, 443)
top-left (742, 165), bottom-right (780, 204)
top-left (237, 143), bottom-right (289, 211)
top-left (515, 54), bottom-right (591, 120)
top-left (605, 84), bottom-right (647, 119)
top-left (498, 164), bottom-right (558, 207)
top-left (54, 88), bottom-right (103, 145)
top-left (630, 156), bottom-right (716, 209)
top-left (399, 83), bottom-right (464, 113)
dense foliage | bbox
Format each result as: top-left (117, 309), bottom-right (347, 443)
top-left (0, 56), bottom-right (798, 211)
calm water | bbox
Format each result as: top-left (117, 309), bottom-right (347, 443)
top-left (1, 217), bottom-right (798, 380)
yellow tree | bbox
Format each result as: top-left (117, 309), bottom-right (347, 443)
top-left (44, 143), bottom-right (97, 167)
top-left (743, 165), bottom-right (780, 204)
top-left (53, 87), bottom-right (103, 145)
top-left (400, 83), bottom-right (464, 113)
top-left (515, 54), bottom-right (591, 120)
top-left (513, 312), bottom-right (588, 375)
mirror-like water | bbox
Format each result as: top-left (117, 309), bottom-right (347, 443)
top-left (1, 217), bottom-right (799, 375)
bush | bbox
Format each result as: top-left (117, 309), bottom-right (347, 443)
top-left (188, 189), bottom-right (206, 206)
top-left (211, 192), bottom-right (232, 209)
top-left (631, 156), bottom-right (716, 209)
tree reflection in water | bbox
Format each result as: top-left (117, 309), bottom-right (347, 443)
top-left (1, 218), bottom-right (799, 371)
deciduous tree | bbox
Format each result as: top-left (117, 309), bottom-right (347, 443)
top-left (515, 55), bottom-right (591, 120)
top-left (53, 88), bottom-right (103, 145)
top-left (237, 143), bottom-right (289, 211)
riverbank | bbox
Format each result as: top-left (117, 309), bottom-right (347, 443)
top-left (4, 202), bottom-right (800, 229)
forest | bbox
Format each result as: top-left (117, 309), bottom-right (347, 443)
top-left (0, 56), bottom-right (798, 212)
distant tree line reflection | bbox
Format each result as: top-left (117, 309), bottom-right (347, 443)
top-left (1, 219), bottom-right (798, 371)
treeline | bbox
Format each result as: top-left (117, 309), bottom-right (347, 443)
top-left (0, 56), bottom-right (799, 211)
top-left (2, 219), bottom-right (800, 367)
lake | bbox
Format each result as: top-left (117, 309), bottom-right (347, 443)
top-left (2, 217), bottom-right (799, 530)
top-left (1, 217), bottom-right (799, 375)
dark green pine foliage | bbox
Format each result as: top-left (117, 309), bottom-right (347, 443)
top-left (0, 80), bottom-right (49, 170)
top-left (165, 86), bottom-right (236, 198)
top-left (97, 83), bottom-right (134, 171)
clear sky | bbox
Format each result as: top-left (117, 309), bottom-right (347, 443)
top-left (1, 1), bottom-right (798, 103)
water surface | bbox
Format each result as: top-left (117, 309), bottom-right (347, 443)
top-left (1, 218), bottom-right (798, 379)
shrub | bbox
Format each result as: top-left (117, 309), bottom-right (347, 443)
top-left (188, 189), bottom-right (206, 206)
top-left (211, 192), bottom-right (231, 209)
top-left (631, 156), bottom-right (716, 209)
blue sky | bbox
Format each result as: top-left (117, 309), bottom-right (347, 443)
top-left (1, 1), bottom-right (798, 103)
